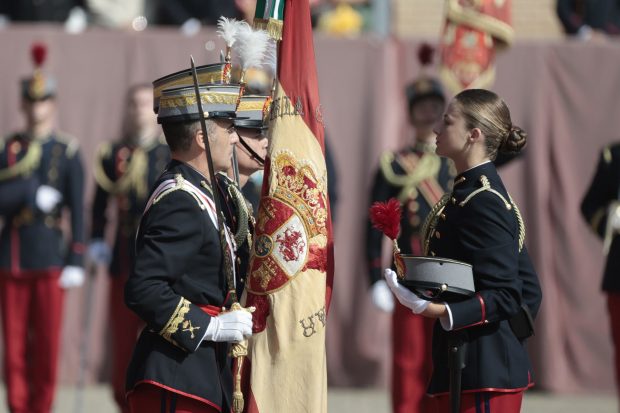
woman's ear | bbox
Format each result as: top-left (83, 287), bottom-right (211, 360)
top-left (468, 128), bottom-right (482, 143)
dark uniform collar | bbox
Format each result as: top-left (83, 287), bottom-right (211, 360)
top-left (165, 159), bottom-right (214, 197)
top-left (453, 161), bottom-right (496, 189)
top-left (15, 130), bottom-right (55, 144)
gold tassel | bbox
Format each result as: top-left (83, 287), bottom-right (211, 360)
top-left (232, 354), bottom-right (246, 413)
top-left (228, 302), bottom-right (256, 413)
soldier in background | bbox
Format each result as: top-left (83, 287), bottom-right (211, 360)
top-left (0, 43), bottom-right (85, 413)
top-left (365, 51), bottom-right (454, 412)
top-left (88, 83), bottom-right (169, 413)
top-left (216, 94), bottom-right (271, 298)
top-left (581, 143), bottom-right (620, 407)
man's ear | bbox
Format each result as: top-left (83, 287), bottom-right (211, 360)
top-left (195, 129), bottom-right (205, 150)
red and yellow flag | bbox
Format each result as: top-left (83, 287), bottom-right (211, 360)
top-left (240, 0), bottom-right (334, 412)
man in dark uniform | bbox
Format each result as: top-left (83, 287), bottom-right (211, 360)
top-left (365, 75), bottom-right (453, 413)
top-left (0, 43), bottom-right (85, 413)
top-left (89, 83), bottom-right (170, 413)
top-left (124, 73), bottom-right (253, 412)
top-left (581, 143), bottom-right (620, 405)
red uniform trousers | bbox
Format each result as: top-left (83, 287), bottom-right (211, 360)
top-left (607, 293), bottom-right (620, 399)
top-left (110, 272), bottom-right (144, 413)
top-left (391, 301), bottom-right (434, 413)
top-left (128, 383), bottom-right (220, 413)
top-left (430, 391), bottom-right (523, 413)
top-left (0, 270), bottom-right (64, 413)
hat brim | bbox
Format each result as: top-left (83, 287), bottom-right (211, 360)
top-left (233, 119), bottom-right (268, 130)
top-left (158, 111), bottom-right (238, 124)
top-left (22, 93), bottom-right (55, 102)
top-left (409, 92), bottom-right (445, 107)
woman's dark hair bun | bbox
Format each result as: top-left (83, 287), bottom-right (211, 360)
top-left (499, 126), bottom-right (527, 154)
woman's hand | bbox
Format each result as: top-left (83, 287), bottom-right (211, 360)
top-left (384, 268), bottom-right (430, 314)
top-left (384, 268), bottom-right (449, 319)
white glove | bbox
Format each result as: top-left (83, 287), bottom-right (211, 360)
top-left (59, 265), bottom-right (85, 289)
top-left (36, 185), bottom-right (63, 213)
top-left (64, 6), bottom-right (88, 34)
top-left (384, 268), bottom-right (430, 314)
top-left (88, 239), bottom-right (112, 265)
top-left (180, 18), bottom-right (201, 37)
top-left (609, 203), bottom-right (620, 232)
top-left (203, 309), bottom-right (253, 343)
top-left (371, 280), bottom-right (395, 313)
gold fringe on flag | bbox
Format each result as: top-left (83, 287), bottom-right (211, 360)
top-left (253, 18), bottom-right (283, 41)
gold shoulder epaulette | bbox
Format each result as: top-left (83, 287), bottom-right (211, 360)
top-left (458, 175), bottom-right (525, 251)
top-left (459, 175), bottom-right (512, 210)
top-left (604, 146), bottom-right (613, 164)
top-left (93, 144), bottom-right (147, 198)
top-left (54, 131), bottom-right (79, 158)
top-left (98, 142), bottom-right (113, 160)
top-left (379, 151), bottom-right (400, 182)
top-left (66, 139), bottom-right (79, 159)
top-left (0, 140), bottom-right (42, 182)
top-left (153, 174), bottom-right (209, 212)
top-left (379, 150), bottom-right (442, 201)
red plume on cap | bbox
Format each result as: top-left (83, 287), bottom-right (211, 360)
top-left (31, 43), bottom-right (47, 68)
top-left (417, 43), bottom-right (434, 67)
top-left (369, 198), bottom-right (402, 240)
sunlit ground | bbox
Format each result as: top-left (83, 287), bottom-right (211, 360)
top-left (0, 385), bottom-right (615, 413)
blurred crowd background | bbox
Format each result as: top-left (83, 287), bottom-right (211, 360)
top-left (2, 0), bottom-right (618, 38)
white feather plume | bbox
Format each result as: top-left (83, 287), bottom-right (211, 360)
top-left (234, 25), bottom-right (270, 72)
top-left (216, 17), bottom-right (248, 48)
top-left (263, 39), bottom-right (278, 79)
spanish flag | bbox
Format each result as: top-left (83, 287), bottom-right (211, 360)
top-left (240, 0), bottom-right (334, 411)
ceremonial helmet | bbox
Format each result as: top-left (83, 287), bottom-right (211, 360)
top-left (22, 42), bottom-right (57, 101)
top-left (404, 43), bottom-right (445, 111)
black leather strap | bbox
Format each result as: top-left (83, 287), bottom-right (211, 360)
top-left (238, 137), bottom-right (265, 166)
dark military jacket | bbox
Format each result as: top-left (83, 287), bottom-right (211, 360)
top-left (366, 145), bottom-right (454, 285)
top-left (581, 143), bottom-right (620, 292)
top-left (425, 161), bottom-right (542, 395)
top-left (0, 131), bottom-right (84, 273)
top-left (91, 136), bottom-right (169, 277)
top-left (125, 160), bottom-right (236, 409)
